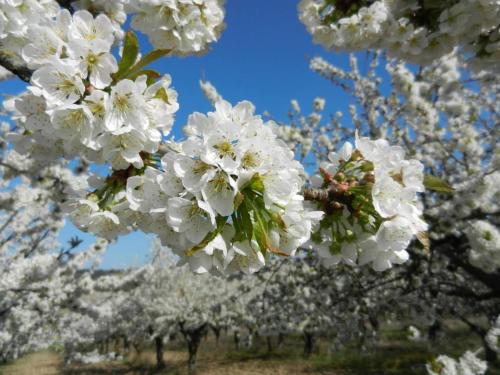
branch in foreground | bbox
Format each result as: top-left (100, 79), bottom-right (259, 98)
top-left (56, 0), bottom-right (75, 13)
top-left (0, 56), bottom-right (32, 82)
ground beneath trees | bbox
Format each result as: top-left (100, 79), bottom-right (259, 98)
top-left (1, 349), bottom-right (349, 375)
top-left (0, 352), bottom-right (60, 375)
top-left (2, 323), bottom-right (498, 375)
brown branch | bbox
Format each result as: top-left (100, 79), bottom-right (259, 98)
top-left (303, 188), bottom-right (330, 202)
top-left (56, 0), bottom-right (74, 13)
top-left (0, 55), bottom-right (32, 82)
top-left (433, 235), bottom-right (500, 294)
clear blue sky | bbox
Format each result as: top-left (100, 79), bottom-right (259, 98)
top-left (2, 1), bottom-right (372, 269)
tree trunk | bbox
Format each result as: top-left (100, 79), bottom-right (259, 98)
top-left (212, 326), bottom-right (221, 345)
top-left (180, 322), bottom-right (208, 372)
top-left (133, 342), bottom-right (141, 356)
top-left (277, 333), bottom-right (285, 348)
top-left (266, 336), bottom-right (273, 353)
top-left (234, 330), bottom-right (240, 350)
top-left (303, 331), bottom-right (315, 358)
top-left (114, 337), bottom-right (121, 356)
top-left (154, 336), bottom-right (166, 369)
top-left (428, 320), bottom-right (441, 342)
top-left (246, 327), bottom-right (254, 348)
top-left (483, 337), bottom-right (498, 363)
top-left (122, 335), bottom-right (130, 354)
top-left (98, 340), bottom-right (105, 354)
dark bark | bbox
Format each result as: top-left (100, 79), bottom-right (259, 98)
top-left (484, 337), bottom-right (498, 363)
top-left (122, 335), bottom-right (130, 353)
top-left (303, 331), bottom-right (315, 358)
top-left (233, 330), bottom-right (240, 350)
top-left (0, 56), bottom-right (32, 82)
top-left (98, 340), bottom-right (105, 354)
top-left (277, 333), bottom-right (285, 348)
top-left (266, 336), bottom-right (273, 353)
top-left (461, 316), bottom-right (498, 364)
top-left (154, 336), bottom-right (166, 369)
top-left (211, 326), bottom-right (221, 345)
top-left (114, 337), bottom-right (121, 356)
top-left (132, 342), bottom-right (141, 355)
top-left (179, 322), bottom-right (208, 372)
top-left (433, 235), bottom-right (500, 296)
top-left (55, 0), bottom-right (75, 13)
top-left (428, 320), bottom-right (441, 342)
top-left (246, 327), bottom-right (255, 348)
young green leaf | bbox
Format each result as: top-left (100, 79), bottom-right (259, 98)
top-left (125, 49), bottom-right (171, 79)
top-left (186, 216), bottom-right (228, 257)
top-left (234, 192), bottom-right (244, 210)
top-left (239, 200), bottom-right (254, 242)
top-left (126, 69), bottom-right (161, 83)
top-left (424, 174), bottom-right (454, 193)
top-left (114, 31), bottom-right (139, 81)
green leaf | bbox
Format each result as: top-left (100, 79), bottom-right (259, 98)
top-left (231, 212), bottom-right (245, 242)
top-left (186, 216), bottom-right (227, 257)
top-left (240, 201), bottom-right (253, 242)
top-left (154, 87), bottom-right (170, 102)
top-left (248, 200), bottom-right (288, 257)
top-left (125, 49), bottom-right (171, 78)
top-left (252, 212), bottom-right (268, 253)
top-left (270, 212), bottom-right (286, 231)
top-left (234, 192), bottom-right (244, 210)
top-left (249, 174), bottom-right (265, 193)
top-left (114, 31), bottom-right (139, 81)
top-left (126, 69), bottom-right (161, 83)
top-left (247, 200), bottom-right (267, 250)
top-left (424, 174), bottom-right (454, 193)
top-left (239, 173), bottom-right (263, 192)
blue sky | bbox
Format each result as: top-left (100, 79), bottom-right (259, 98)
top-left (2, 1), bottom-right (373, 268)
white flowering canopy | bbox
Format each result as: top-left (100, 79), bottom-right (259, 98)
top-left (299, 0), bottom-right (500, 72)
top-left (1, 2), bottom-right (498, 369)
top-left (0, 0), bottom-right (443, 277)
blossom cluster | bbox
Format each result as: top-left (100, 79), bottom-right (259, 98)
top-left (308, 135), bottom-right (427, 271)
top-left (8, 8), bottom-right (179, 170)
top-left (0, 0), bottom-right (60, 67)
top-left (68, 349), bottom-right (122, 365)
top-left (126, 0), bottom-right (226, 55)
top-left (426, 350), bottom-right (487, 375)
top-left (124, 100), bottom-right (323, 274)
top-left (465, 221), bottom-right (500, 273)
top-left (298, 0), bottom-right (500, 71)
top-left (0, 0), bottom-right (439, 281)
top-left (0, 1), bottom-right (126, 67)
top-left (486, 316), bottom-right (500, 354)
top-left (71, 0), bottom-right (127, 36)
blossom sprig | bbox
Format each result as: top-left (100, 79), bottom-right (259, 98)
top-left (306, 135), bottom-right (429, 271)
top-left (124, 100), bottom-right (323, 274)
top-left (426, 350), bottom-right (487, 375)
top-left (9, 11), bottom-right (178, 171)
top-left (0, 1), bottom-right (443, 277)
top-left (125, 0), bottom-right (226, 56)
top-left (64, 152), bottom-right (162, 240)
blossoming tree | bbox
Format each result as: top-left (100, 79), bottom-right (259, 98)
top-left (0, 0), bottom-right (498, 372)
top-left (0, 0), bottom-right (445, 278)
